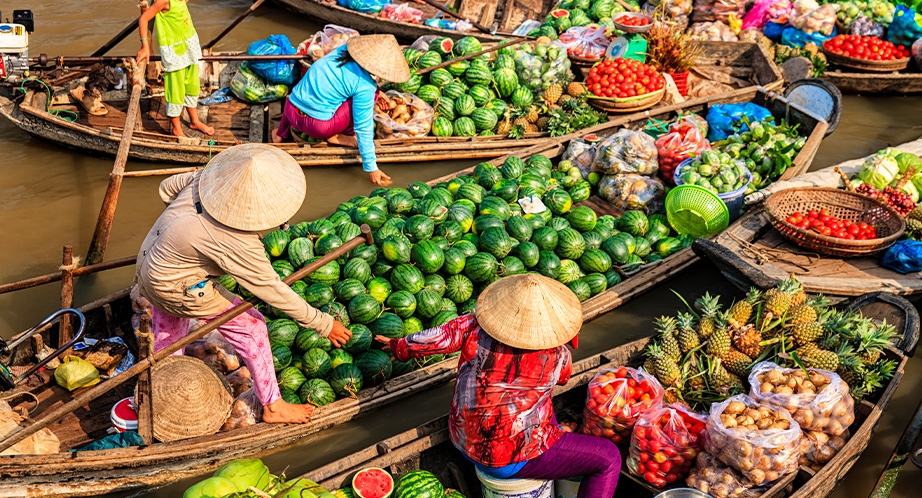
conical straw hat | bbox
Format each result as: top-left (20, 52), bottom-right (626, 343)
top-left (475, 274), bottom-right (583, 350)
top-left (347, 35), bottom-right (411, 84)
top-left (149, 356), bottom-right (234, 443)
top-left (199, 143), bottom-right (306, 232)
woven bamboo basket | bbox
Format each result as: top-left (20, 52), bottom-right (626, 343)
top-left (822, 48), bottom-right (910, 73)
top-left (764, 187), bottom-right (905, 257)
top-left (587, 89), bottom-right (665, 113)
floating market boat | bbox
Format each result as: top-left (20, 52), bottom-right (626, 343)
top-left (0, 86), bottom-right (825, 497)
top-left (0, 41), bottom-right (783, 167)
top-left (822, 70), bottom-right (922, 95)
top-left (693, 136), bottom-right (922, 299)
top-left (299, 290), bottom-right (918, 498)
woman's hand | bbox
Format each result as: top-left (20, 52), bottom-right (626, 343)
top-left (369, 169), bottom-right (392, 186)
top-left (136, 46), bottom-right (151, 65)
top-left (374, 335), bottom-right (393, 352)
top-left (328, 321), bottom-right (352, 348)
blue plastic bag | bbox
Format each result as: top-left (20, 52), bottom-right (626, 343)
top-left (337, 0), bottom-right (390, 14)
top-left (881, 240), bottom-right (922, 274)
top-left (70, 431), bottom-right (145, 452)
top-left (705, 103), bottom-right (774, 141)
top-left (763, 21), bottom-right (787, 41)
top-left (247, 34), bottom-right (297, 86)
top-left (886, 5), bottom-right (922, 47)
top-left (780, 26), bottom-right (836, 48)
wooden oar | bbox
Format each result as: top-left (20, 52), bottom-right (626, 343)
top-left (203, 0), bottom-right (266, 50)
top-left (30, 53), bottom-right (312, 67)
top-left (415, 37), bottom-right (529, 75)
top-left (418, 0), bottom-right (493, 35)
top-left (868, 393), bottom-right (922, 498)
top-left (0, 227), bottom-right (374, 453)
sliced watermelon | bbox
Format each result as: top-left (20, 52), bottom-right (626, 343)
top-left (352, 468), bottom-right (394, 498)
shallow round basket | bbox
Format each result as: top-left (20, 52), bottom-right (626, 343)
top-left (764, 187), bottom-right (905, 257)
top-left (611, 13), bottom-right (654, 34)
top-left (587, 89), bottom-right (664, 113)
top-left (822, 48), bottom-right (910, 73)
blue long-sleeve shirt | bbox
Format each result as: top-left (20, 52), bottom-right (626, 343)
top-left (288, 45), bottom-right (378, 172)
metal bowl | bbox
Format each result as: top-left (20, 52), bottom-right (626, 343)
top-left (653, 488), bottom-right (713, 498)
top-left (611, 12), bottom-right (654, 34)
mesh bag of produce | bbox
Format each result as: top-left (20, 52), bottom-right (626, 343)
top-left (513, 41), bottom-right (573, 92)
top-left (185, 331), bottom-right (242, 375)
top-left (597, 174), bottom-right (666, 214)
top-left (559, 25), bottom-right (610, 60)
top-left (221, 388), bottom-right (263, 432)
top-left (655, 116), bottom-right (711, 185)
top-left (627, 403), bottom-right (707, 488)
top-left (692, 0), bottom-right (746, 23)
top-left (225, 366), bottom-right (252, 398)
top-left (887, 5), bottom-right (922, 47)
top-left (562, 134), bottom-right (602, 179)
top-left (373, 90), bottom-right (435, 139)
top-left (592, 129), bottom-right (659, 176)
top-left (580, 367), bottom-right (664, 444)
top-left (686, 451), bottom-right (766, 498)
top-left (704, 394), bottom-right (803, 486)
top-left (849, 15), bottom-right (885, 37)
top-left (687, 21), bottom-right (739, 41)
top-left (789, 0), bottom-right (837, 35)
top-left (797, 429), bottom-right (850, 471)
top-left (748, 362), bottom-right (854, 436)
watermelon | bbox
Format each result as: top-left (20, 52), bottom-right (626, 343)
top-left (270, 343), bottom-right (292, 372)
top-left (429, 37), bottom-right (454, 56)
top-left (478, 196), bottom-right (511, 221)
top-left (435, 220), bottom-right (464, 243)
top-left (484, 99), bottom-right (508, 120)
top-left (465, 252), bottom-right (498, 282)
top-left (471, 108), bottom-right (498, 132)
top-left (493, 68), bottom-right (518, 98)
top-left (394, 470), bottom-right (443, 498)
top-left (406, 184), bottom-right (429, 201)
top-left (582, 273), bottom-right (608, 296)
top-left (389, 264), bottom-right (424, 294)
top-left (453, 239), bottom-right (478, 258)
top-left (454, 36), bottom-right (483, 56)
top-left (505, 215), bottom-right (533, 242)
top-left (623, 254), bottom-right (645, 271)
top-left (490, 179), bottom-right (519, 203)
top-left (280, 389), bottom-right (300, 405)
top-left (446, 59), bottom-right (470, 77)
top-left (417, 51), bottom-right (442, 69)
top-left (385, 192), bottom-right (414, 217)
top-left (433, 248), bottom-right (462, 276)
top-left (340, 259), bottom-right (371, 285)
top-left (265, 319), bottom-right (297, 348)
top-left (289, 221), bottom-right (310, 239)
top-left (499, 156), bottom-right (524, 178)
top-left (545, 189), bottom-right (573, 215)
top-left (536, 250), bottom-right (562, 278)
top-left (390, 360), bottom-right (416, 378)
top-left (381, 234), bottom-right (412, 264)
top-left (604, 269), bottom-right (623, 288)
top-left (656, 237), bottom-right (684, 258)
top-left (216, 274), bottom-right (237, 293)
top-left (277, 365), bottom-right (307, 393)
top-left (372, 260), bottom-right (394, 279)
top-left (555, 228), bottom-right (586, 260)
top-left (416, 84), bottom-right (441, 106)
top-left (512, 241), bottom-right (540, 268)
top-left (579, 249), bottom-right (612, 274)
top-left (464, 66), bottom-right (493, 87)
top-left (383, 289), bottom-right (415, 318)
top-left (349, 244), bottom-right (378, 266)
top-left (557, 259), bottom-right (584, 284)
top-left (532, 226), bottom-right (559, 251)
top-left (619, 211), bottom-right (649, 237)
top-left (334, 279), bottom-right (366, 302)
top-left (458, 298), bottom-right (477, 315)
top-left (430, 310), bottom-right (459, 327)
top-left (453, 117), bottom-right (476, 137)
top-left (456, 184), bottom-right (484, 205)
top-left (438, 275), bottom-right (471, 305)
top-left (301, 348), bottom-right (332, 379)
top-left (678, 233), bottom-right (695, 248)
top-left (337, 223), bottom-right (363, 243)
top-left (329, 349), bottom-right (353, 370)
top-left (329, 364), bottom-right (364, 398)
top-left (499, 256), bottom-right (526, 276)
top-left (510, 87), bottom-right (534, 108)
top-left (568, 279), bottom-right (592, 301)
top-left (473, 162), bottom-right (503, 190)
top-left (633, 238), bottom-right (652, 258)
top-left (567, 206), bottom-right (597, 232)
top-left (286, 238), bottom-right (314, 268)
top-left (417, 200), bottom-right (448, 223)
top-left (355, 350), bottom-right (393, 385)
top-left (581, 230), bottom-right (603, 251)
top-left (471, 214), bottom-right (502, 235)
top-left (442, 82), bottom-right (467, 100)
top-left (348, 294), bottom-right (381, 324)
top-left (453, 95), bottom-right (476, 117)
top-left (299, 378), bottom-right (335, 407)
top-left (397, 74), bottom-right (422, 94)
top-left (294, 327), bottom-right (322, 352)
top-left (263, 230), bottom-right (290, 257)
top-left (524, 213), bottom-right (546, 230)
top-left (431, 117), bottom-right (454, 137)
top-left (352, 468), bottom-right (394, 498)
top-left (468, 85), bottom-right (494, 106)
top-left (479, 227), bottom-right (514, 259)
top-left (403, 316), bottom-right (424, 336)
top-left (413, 288), bottom-right (442, 319)
top-left (410, 241), bottom-right (443, 274)
top-left (351, 207), bottom-right (385, 230)
top-left (601, 235), bottom-right (632, 265)
top-left (403, 215), bottom-right (435, 243)
top-left (271, 260), bottom-right (294, 280)
top-left (366, 277), bottom-right (393, 303)
top-left (493, 53), bottom-right (515, 70)
top-left (428, 68), bottom-right (453, 89)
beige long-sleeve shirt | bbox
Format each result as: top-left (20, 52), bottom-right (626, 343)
top-left (133, 171), bottom-right (334, 336)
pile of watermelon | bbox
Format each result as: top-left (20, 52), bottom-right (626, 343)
top-left (531, 0), bottom-right (639, 38)
top-left (347, 467), bottom-right (465, 498)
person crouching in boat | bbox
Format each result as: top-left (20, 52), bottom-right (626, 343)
top-left (375, 274), bottom-right (622, 497)
top-left (132, 143), bottom-right (351, 424)
top-left (271, 35), bottom-right (410, 187)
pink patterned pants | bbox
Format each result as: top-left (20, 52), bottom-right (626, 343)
top-left (151, 298), bottom-right (281, 406)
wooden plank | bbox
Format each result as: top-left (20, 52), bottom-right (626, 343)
top-left (249, 104), bottom-right (266, 143)
top-left (458, 0), bottom-right (497, 28)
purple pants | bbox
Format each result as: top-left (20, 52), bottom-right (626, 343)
top-left (276, 97), bottom-right (356, 141)
top-left (513, 432), bottom-right (622, 498)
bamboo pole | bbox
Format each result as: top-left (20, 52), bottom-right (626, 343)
top-left (0, 228), bottom-right (373, 453)
top-left (30, 53), bottom-right (313, 66)
top-left (123, 167), bottom-right (202, 178)
top-left (59, 245), bottom-right (75, 347)
top-left (415, 38), bottom-right (529, 75)
top-left (0, 256), bottom-right (136, 295)
top-left (133, 298), bottom-right (155, 444)
top-left (203, 0), bottom-right (266, 50)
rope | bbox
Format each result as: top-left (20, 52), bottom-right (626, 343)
top-left (19, 78), bottom-right (79, 122)
top-left (208, 140), bottom-right (216, 161)
top-left (0, 392), bottom-right (40, 414)
top-left (727, 233), bottom-right (821, 272)
top-left (58, 256), bottom-right (82, 272)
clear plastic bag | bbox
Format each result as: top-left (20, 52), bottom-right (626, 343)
top-left (199, 87), bottom-right (232, 106)
top-left (627, 404), bottom-right (707, 488)
top-left (580, 367), bottom-right (665, 444)
top-left (686, 451), bottom-right (766, 498)
top-left (230, 62), bottom-right (287, 104)
top-left (655, 116), bottom-right (711, 186)
top-left (0, 400), bottom-right (60, 455)
top-left (559, 25), bottom-right (610, 60)
top-left (226, 366), bottom-right (253, 398)
top-left (300, 25), bottom-right (359, 62)
top-left (687, 21), bottom-right (739, 41)
top-left (692, 0), bottom-right (746, 23)
top-left (380, 3), bottom-right (424, 23)
top-left (54, 355), bottom-right (100, 391)
top-left (648, 0), bottom-right (694, 17)
top-left (247, 34), bottom-right (297, 86)
top-left (887, 5), bottom-right (922, 47)
top-left (336, 0), bottom-right (390, 14)
top-left (748, 362), bottom-right (854, 436)
top-left (592, 129), bottom-right (659, 176)
top-left (374, 90), bottom-right (435, 139)
top-left (221, 389), bottom-right (263, 432)
top-left (185, 331), bottom-right (242, 375)
top-left (704, 394), bottom-right (803, 485)
top-left (797, 429), bottom-right (850, 471)
top-left (597, 174), bottom-right (666, 214)
top-left (562, 135), bottom-right (602, 179)
top-left (789, 0), bottom-right (837, 35)
top-left (514, 41), bottom-right (573, 92)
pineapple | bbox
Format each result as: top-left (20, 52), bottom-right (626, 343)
top-left (835, 344), bottom-right (862, 387)
top-left (643, 356), bottom-right (656, 375)
top-left (706, 314), bottom-right (732, 359)
top-left (707, 357), bottom-right (741, 393)
top-left (695, 293), bottom-right (723, 339)
top-left (723, 348), bottom-right (753, 377)
top-left (797, 344), bottom-right (840, 371)
top-left (763, 279), bottom-right (796, 317)
top-left (525, 124), bottom-right (539, 133)
top-left (857, 320), bottom-right (898, 363)
top-left (646, 344), bottom-right (681, 388)
top-left (727, 288), bottom-right (761, 328)
top-left (907, 218), bottom-right (922, 237)
top-left (536, 116), bottom-right (550, 131)
top-left (787, 304), bottom-right (817, 325)
top-left (525, 105), bottom-right (540, 124)
top-left (732, 324), bottom-right (764, 358)
top-left (791, 321), bottom-right (824, 346)
top-left (683, 353), bottom-right (706, 390)
top-left (496, 118), bottom-right (512, 135)
top-left (558, 94), bottom-right (574, 106)
top-left (542, 83), bottom-right (563, 105)
top-left (512, 117), bottom-right (529, 128)
top-left (567, 81), bottom-right (586, 97)
top-left (784, 276), bottom-right (807, 307)
top-left (653, 316), bottom-right (681, 362)
top-left (909, 206), bottom-right (922, 222)
top-left (676, 312), bottom-right (700, 354)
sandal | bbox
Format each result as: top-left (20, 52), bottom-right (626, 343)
top-left (70, 86), bottom-right (108, 116)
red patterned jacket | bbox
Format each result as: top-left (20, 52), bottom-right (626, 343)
top-left (390, 314), bottom-right (572, 467)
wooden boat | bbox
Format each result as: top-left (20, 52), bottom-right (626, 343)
top-left (0, 42), bottom-right (783, 167)
top-left (823, 70), bottom-right (922, 94)
top-left (693, 136), bottom-right (922, 299)
top-left (300, 291), bottom-right (918, 498)
top-left (0, 86), bottom-right (825, 497)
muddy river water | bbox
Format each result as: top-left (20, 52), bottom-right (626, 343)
top-left (1, 1), bottom-right (921, 496)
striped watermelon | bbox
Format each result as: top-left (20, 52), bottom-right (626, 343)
top-left (271, 260), bottom-right (294, 279)
top-left (424, 273), bottom-right (446, 296)
top-left (582, 273), bottom-right (608, 296)
top-left (618, 210), bottom-right (649, 237)
top-left (337, 222), bottom-right (363, 242)
top-left (472, 162), bottom-right (502, 190)
top-left (568, 279), bottom-right (592, 301)
top-left (490, 179), bottom-right (519, 202)
top-left (445, 274), bottom-right (474, 304)
top-left (329, 349), bottom-right (353, 370)
top-left (436, 221), bottom-right (464, 243)
top-left (429, 68), bottom-right (453, 88)
top-left (352, 468), bottom-right (394, 498)
top-left (372, 261), bottom-right (394, 279)
top-left (633, 238), bottom-right (652, 258)
top-left (493, 68), bottom-right (518, 98)
top-left (349, 244), bottom-right (378, 266)
top-left (277, 366), bottom-right (307, 393)
top-left (569, 181), bottom-right (592, 203)
top-left (305, 258), bottom-right (340, 285)
top-left (262, 230), bottom-right (290, 257)
top-left (435, 98), bottom-right (455, 121)
top-left (403, 215), bottom-right (435, 242)
top-left (429, 37), bottom-right (454, 56)
top-left (386, 191), bottom-right (415, 215)
top-left (478, 196), bottom-right (511, 221)
top-left (294, 327), bottom-right (323, 352)
top-left (286, 238), bottom-right (314, 268)
top-left (397, 74), bottom-right (422, 95)
top-left (493, 53), bottom-right (515, 70)
top-left (416, 84), bottom-right (441, 105)
top-left (456, 184), bottom-right (484, 204)
top-left (453, 239), bottom-right (478, 257)
top-left (472, 214), bottom-right (504, 235)
top-left (505, 215), bottom-right (533, 242)
top-left (464, 67), bottom-right (493, 87)
top-left (484, 98), bottom-right (508, 120)
top-left (452, 117), bottom-right (476, 137)
top-left (464, 252), bottom-right (498, 283)
top-left (267, 319), bottom-right (299, 347)
top-left (511, 87), bottom-right (534, 108)
top-left (415, 288), bottom-right (443, 319)
top-left (557, 259), bottom-right (584, 284)
top-left (329, 364), bottom-right (364, 398)
top-left (532, 226), bottom-right (559, 251)
top-left (453, 95), bottom-right (476, 117)
top-left (289, 221), bottom-right (310, 239)
top-left (298, 378), bottom-right (335, 407)
top-left (454, 36), bottom-right (482, 56)
top-left (354, 350), bottom-right (393, 385)
top-left (343, 258), bottom-right (373, 284)
top-left (411, 240), bottom-right (445, 274)
top-left (381, 234), bottom-right (412, 263)
top-left (394, 470), bottom-right (444, 498)
top-left (334, 279), bottom-right (366, 302)
top-left (408, 182), bottom-right (431, 199)
top-left (344, 324), bottom-right (373, 354)
top-left (545, 189), bottom-right (573, 215)
top-left (352, 206), bottom-right (386, 230)
top-left (478, 227), bottom-right (514, 259)
top-left (656, 237), bottom-right (683, 258)
top-left (308, 219), bottom-right (336, 239)
top-left (582, 230), bottom-right (603, 250)
top-left (468, 85), bottom-right (494, 106)
top-left (280, 389), bottom-right (300, 405)
top-left (447, 59), bottom-right (470, 77)
top-left (430, 310), bottom-right (459, 327)
top-left (370, 312), bottom-right (405, 340)
top-left (386, 290), bottom-right (417, 318)
top-left (567, 206), bottom-right (597, 232)
top-left (347, 294), bottom-right (381, 324)
top-left (216, 274), bottom-right (237, 293)
top-left (512, 241), bottom-right (540, 268)
top-left (417, 51), bottom-right (442, 68)
top-left (321, 302), bottom-right (350, 328)
top-left (301, 348), bottom-right (331, 378)
top-left (470, 108), bottom-right (497, 132)
top-left (390, 264), bottom-right (425, 294)
top-left (441, 247), bottom-right (466, 274)
top-left (556, 228), bottom-right (587, 260)
top-left (579, 249), bottom-right (612, 273)
top-left (431, 117), bottom-right (453, 137)
top-left (536, 250), bottom-right (562, 279)
top-left (499, 256), bottom-right (526, 276)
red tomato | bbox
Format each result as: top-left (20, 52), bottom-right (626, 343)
top-left (646, 461), bottom-right (659, 473)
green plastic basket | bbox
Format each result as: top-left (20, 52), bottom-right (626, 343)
top-left (665, 185), bottom-right (730, 238)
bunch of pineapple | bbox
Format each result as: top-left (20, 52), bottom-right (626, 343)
top-left (501, 82), bottom-right (602, 139)
top-left (641, 276), bottom-right (899, 410)
top-left (905, 206), bottom-right (922, 239)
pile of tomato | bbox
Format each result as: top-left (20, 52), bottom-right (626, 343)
top-left (587, 58), bottom-right (665, 99)
top-left (655, 117), bottom-right (711, 185)
top-left (823, 35), bottom-right (909, 61)
top-left (614, 14), bottom-right (652, 27)
top-left (628, 406), bottom-right (707, 488)
top-left (581, 367), bottom-right (664, 444)
top-left (785, 208), bottom-right (878, 240)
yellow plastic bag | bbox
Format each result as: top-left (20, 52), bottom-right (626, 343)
top-left (54, 355), bottom-right (101, 391)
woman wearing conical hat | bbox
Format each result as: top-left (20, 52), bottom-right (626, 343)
top-left (376, 274), bottom-right (622, 497)
top-left (271, 34), bottom-right (410, 187)
top-left (133, 144), bottom-right (352, 424)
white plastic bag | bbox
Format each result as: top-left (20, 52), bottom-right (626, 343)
top-left (591, 129), bottom-right (659, 176)
top-left (0, 400), bottom-right (60, 455)
top-left (221, 389), bottom-right (263, 431)
top-left (380, 3), bottom-right (424, 24)
top-left (559, 26), bottom-right (610, 60)
top-left (374, 90), bottom-right (434, 139)
top-left (789, 0), bottom-right (837, 35)
top-left (300, 24), bottom-right (359, 61)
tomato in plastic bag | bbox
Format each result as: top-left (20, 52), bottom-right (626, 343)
top-left (628, 403), bottom-right (707, 487)
top-left (580, 367), bottom-right (664, 445)
top-left (655, 115), bottom-right (711, 185)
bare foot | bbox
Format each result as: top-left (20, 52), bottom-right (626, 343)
top-left (190, 121), bottom-right (216, 136)
top-left (262, 398), bottom-right (314, 424)
top-left (328, 134), bottom-right (358, 148)
top-left (171, 124), bottom-right (187, 138)
top-left (271, 128), bottom-right (284, 144)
